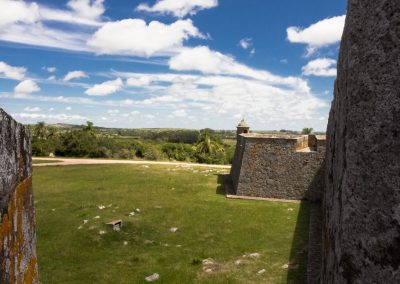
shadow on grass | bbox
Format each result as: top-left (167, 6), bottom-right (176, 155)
top-left (215, 174), bottom-right (232, 195)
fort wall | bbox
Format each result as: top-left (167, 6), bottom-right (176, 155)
top-left (230, 133), bottom-right (325, 201)
top-left (0, 108), bottom-right (38, 283)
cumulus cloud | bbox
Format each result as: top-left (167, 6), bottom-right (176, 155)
top-left (0, 61), bottom-right (26, 80)
top-left (287, 15), bottom-right (345, 55)
top-left (67, 0), bottom-right (105, 20)
top-left (136, 0), bottom-right (218, 18)
top-left (14, 80), bottom-right (40, 94)
top-left (85, 78), bottom-right (124, 96)
top-left (63, 70), bottom-right (89, 81)
top-left (126, 76), bottom-right (153, 87)
top-left (169, 46), bottom-right (309, 92)
top-left (0, 0), bottom-right (40, 28)
top-left (87, 19), bottom-right (203, 57)
top-left (302, 58), bottom-right (337, 77)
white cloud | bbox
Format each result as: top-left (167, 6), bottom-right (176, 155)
top-left (88, 19), bottom-right (203, 57)
top-left (43, 66), bottom-right (57, 73)
top-left (126, 76), bottom-right (153, 87)
top-left (0, 0), bottom-right (40, 28)
top-left (13, 112), bottom-right (87, 123)
top-left (63, 70), bottom-right (89, 81)
top-left (169, 46), bottom-right (309, 92)
top-left (287, 15), bottom-right (345, 55)
top-left (239, 38), bottom-right (252, 50)
top-left (47, 75), bottom-right (56, 81)
top-left (66, 106), bottom-right (72, 111)
top-left (14, 80), bottom-right (40, 94)
top-left (24, 106), bottom-right (41, 112)
top-left (302, 58), bottom-right (337, 77)
top-left (66, 0), bottom-right (105, 20)
top-left (85, 78), bottom-right (124, 96)
top-left (107, 109), bottom-right (120, 115)
top-left (0, 61), bottom-right (26, 80)
top-left (171, 109), bottom-right (187, 117)
top-left (136, 0), bottom-right (218, 18)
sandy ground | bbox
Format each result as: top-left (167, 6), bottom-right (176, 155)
top-left (32, 157), bottom-right (231, 169)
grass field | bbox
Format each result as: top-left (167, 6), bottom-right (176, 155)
top-left (33, 164), bottom-right (310, 283)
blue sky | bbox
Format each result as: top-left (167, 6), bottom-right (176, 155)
top-left (0, 0), bottom-right (347, 131)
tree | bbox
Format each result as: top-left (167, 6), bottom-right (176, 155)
top-left (33, 121), bottom-right (47, 140)
top-left (196, 130), bottom-right (223, 155)
top-left (301, 127), bottom-right (314, 135)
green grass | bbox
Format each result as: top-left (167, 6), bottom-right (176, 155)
top-left (33, 165), bottom-right (310, 283)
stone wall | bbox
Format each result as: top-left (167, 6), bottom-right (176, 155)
top-left (230, 134), bottom-right (325, 201)
top-left (0, 108), bottom-right (38, 283)
top-left (322, 0), bottom-right (400, 282)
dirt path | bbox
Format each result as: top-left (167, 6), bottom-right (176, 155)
top-left (32, 157), bottom-right (231, 169)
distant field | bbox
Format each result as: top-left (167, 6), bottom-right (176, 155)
top-left (34, 164), bottom-right (310, 283)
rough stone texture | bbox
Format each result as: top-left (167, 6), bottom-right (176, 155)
top-left (307, 204), bottom-right (322, 284)
top-left (322, 0), bottom-right (400, 282)
top-left (230, 134), bottom-right (325, 201)
top-left (0, 108), bottom-right (38, 283)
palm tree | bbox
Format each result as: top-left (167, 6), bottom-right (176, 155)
top-left (301, 127), bottom-right (314, 135)
top-left (196, 130), bottom-right (224, 154)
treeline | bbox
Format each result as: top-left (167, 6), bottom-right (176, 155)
top-left (29, 122), bottom-right (235, 165)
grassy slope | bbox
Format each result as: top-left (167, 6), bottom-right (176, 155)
top-left (33, 165), bottom-right (310, 283)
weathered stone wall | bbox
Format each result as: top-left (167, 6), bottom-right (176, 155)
top-left (322, 0), bottom-right (400, 282)
top-left (230, 134), bottom-right (325, 201)
top-left (0, 108), bottom-right (38, 283)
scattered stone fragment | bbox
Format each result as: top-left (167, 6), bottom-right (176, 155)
top-left (98, 205), bottom-right (106, 210)
top-left (136, 208), bottom-right (140, 213)
top-left (287, 208), bottom-right (294, 211)
top-left (257, 269), bottom-right (266, 274)
top-left (235, 260), bottom-right (242, 265)
top-left (281, 263), bottom-right (289, 269)
top-left (83, 219), bottom-right (89, 224)
top-left (202, 258), bottom-right (214, 265)
top-left (129, 212), bottom-right (135, 216)
top-left (142, 165), bottom-right (150, 169)
top-left (123, 241), bottom-right (128, 246)
top-left (248, 253), bottom-right (260, 259)
top-left (169, 227), bottom-right (178, 233)
top-left (144, 240), bottom-right (154, 244)
top-left (205, 269), bottom-right (212, 273)
top-left (51, 209), bottom-right (55, 211)
top-left (94, 216), bottom-right (100, 219)
top-left (99, 230), bottom-right (106, 235)
top-left (78, 225), bottom-right (83, 230)
top-left (145, 273), bottom-right (159, 282)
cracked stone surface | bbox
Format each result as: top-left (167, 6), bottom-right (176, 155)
top-left (0, 108), bottom-right (38, 283)
top-left (322, 0), bottom-right (400, 283)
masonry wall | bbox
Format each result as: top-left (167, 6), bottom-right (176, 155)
top-left (230, 134), bottom-right (325, 201)
top-left (322, 0), bottom-right (400, 282)
top-left (0, 108), bottom-right (38, 283)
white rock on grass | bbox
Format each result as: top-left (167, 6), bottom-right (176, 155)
top-left (281, 263), bottom-right (289, 269)
top-left (249, 253), bottom-right (261, 259)
top-left (93, 216), bottom-right (100, 219)
top-left (169, 227), bottom-right (178, 233)
top-left (287, 208), bottom-right (294, 211)
top-left (123, 241), bottom-right (128, 246)
top-left (129, 212), bottom-right (135, 216)
top-left (136, 208), bottom-right (140, 213)
top-left (99, 230), bottom-right (106, 235)
top-left (145, 273), bottom-right (159, 282)
top-left (235, 260), bottom-right (242, 265)
top-left (202, 258), bottom-right (214, 265)
top-left (98, 205), bottom-right (106, 210)
top-left (257, 269), bottom-right (266, 274)
top-left (83, 220), bottom-right (89, 224)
